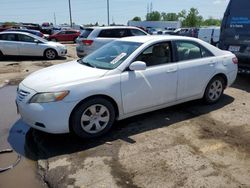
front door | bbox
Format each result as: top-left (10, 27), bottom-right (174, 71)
top-left (121, 42), bottom-right (178, 114)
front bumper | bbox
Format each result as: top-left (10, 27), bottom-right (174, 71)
top-left (16, 84), bottom-right (77, 134)
top-left (58, 48), bottom-right (67, 57)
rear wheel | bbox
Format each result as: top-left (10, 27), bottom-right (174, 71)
top-left (44, 49), bottom-right (57, 60)
top-left (71, 98), bottom-right (116, 139)
top-left (203, 76), bottom-right (225, 104)
top-left (73, 37), bottom-right (77, 43)
top-left (0, 50), bottom-right (3, 59)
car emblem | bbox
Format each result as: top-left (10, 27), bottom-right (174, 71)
top-left (235, 35), bottom-right (239, 40)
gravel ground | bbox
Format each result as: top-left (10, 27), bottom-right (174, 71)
top-left (1, 47), bottom-right (250, 188)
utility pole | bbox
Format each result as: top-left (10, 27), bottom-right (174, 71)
top-left (54, 12), bottom-right (57, 26)
top-left (107, 0), bottom-right (110, 26)
top-left (68, 0), bottom-right (73, 27)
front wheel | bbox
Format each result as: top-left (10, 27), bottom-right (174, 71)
top-left (44, 49), bottom-right (57, 60)
top-left (203, 76), bottom-right (225, 104)
top-left (71, 98), bottom-right (116, 139)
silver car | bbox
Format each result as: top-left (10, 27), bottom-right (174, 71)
top-left (76, 26), bottom-right (148, 57)
top-left (0, 31), bottom-right (67, 60)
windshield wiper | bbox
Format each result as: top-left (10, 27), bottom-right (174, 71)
top-left (77, 59), bottom-right (95, 68)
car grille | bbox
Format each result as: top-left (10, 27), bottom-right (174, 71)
top-left (17, 89), bottom-right (30, 102)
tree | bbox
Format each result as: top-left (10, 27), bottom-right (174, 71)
top-left (183, 8), bottom-right (203, 27)
top-left (202, 17), bottom-right (221, 26)
top-left (162, 12), bottom-right (179, 21)
top-left (146, 11), bottom-right (161, 21)
top-left (132, 16), bottom-right (142, 21)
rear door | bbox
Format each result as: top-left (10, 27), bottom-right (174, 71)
top-left (174, 40), bottom-right (216, 99)
top-left (0, 33), bottom-right (19, 55)
top-left (65, 30), bottom-right (77, 41)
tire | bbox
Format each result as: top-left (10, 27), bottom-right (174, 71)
top-left (73, 37), bottom-right (77, 43)
top-left (203, 76), bottom-right (225, 104)
top-left (71, 98), bottom-right (116, 139)
top-left (44, 49), bottom-right (57, 60)
top-left (0, 50), bottom-right (3, 59)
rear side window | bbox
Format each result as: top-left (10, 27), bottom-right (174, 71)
top-left (80, 29), bottom-right (93, 38)
top-left (98, 29), bottom-right (128, 38)
top-left (130, 29), bottom-right (147, 36)
top-left (175, 41), bottom-right (213, 61)
top-left (0, 34), bottom-right (16, 41)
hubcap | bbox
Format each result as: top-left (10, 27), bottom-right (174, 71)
top-left (80, 104), bottom-right (110, 134)
top-left (208, 80), bottom-right (223, 101)
top-left (46, 50), bottom-right (55, 59)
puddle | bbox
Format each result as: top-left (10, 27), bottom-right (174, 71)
top-left (0, 86), bottom-right (46, 188)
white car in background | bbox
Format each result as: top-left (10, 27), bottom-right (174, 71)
top-left (198, 27), bottom-right (220, 47)
top-left (16, 35), bottom-right (237, 139)
top-left (0, 31), bottom-right (67, 60)
top-left (76, 26), bottom-right (148, 57)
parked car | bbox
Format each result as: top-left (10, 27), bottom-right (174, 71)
top-left (0, 31), bottom-right (67, 60)
top-left (16, 35), bottom-right (238, 139)
top-left (7, 29), bottom-right (44, 38)
top-left (171, 28), bottom-right (199, 38)
top-left (76, 26), bottom-right (148, 57)
top-left (198, 27), bottom-right (220, 46)
top-left (48, 30), bottom-right (80, 42)
top-left (219, 0), bottom-right (250, 74)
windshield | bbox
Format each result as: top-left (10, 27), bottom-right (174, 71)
top-left (79, 40), bottom-right (142, 70)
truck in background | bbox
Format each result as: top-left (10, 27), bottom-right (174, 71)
top-left (219, 0), bottom-right (250, 74)
top-left (198, 27), bottom-right (220, 46)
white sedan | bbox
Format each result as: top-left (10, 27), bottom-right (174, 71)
top-left (16, 35), bottom-right (238, 138)
top-left (0, 31), bottom-right (67, 60)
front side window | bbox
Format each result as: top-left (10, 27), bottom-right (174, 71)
top-left (18, 34), bottom-right (36, 43)
top-left (66, 31), bottom-right (76, 34)
top-left (0, 34), bottom-right (16, 41)
top-left (79, 41), bottom-right (142, 70)
top-left (135, 42), bottom-right (172, 67)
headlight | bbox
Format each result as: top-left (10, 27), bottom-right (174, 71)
top-left (29, 91), bottom-right (69, 103)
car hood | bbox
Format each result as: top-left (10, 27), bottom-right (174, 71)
top-left (22, 60), bottom-right (109, 92)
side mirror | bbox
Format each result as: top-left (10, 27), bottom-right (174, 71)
top-left (34, 39), bottom-right (39, 44)
top-left (129, 61), bottom-right (146, 71)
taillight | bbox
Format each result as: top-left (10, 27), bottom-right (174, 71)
top-left (232, 57), bottom-right (238, 64)
top-left (82, 40), bottom-right (93, 46)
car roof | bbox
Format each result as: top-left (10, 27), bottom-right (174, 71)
top-left (118, 35), bottom-right (201, 43)
top-left (0, 31), bottom-right (38, 37)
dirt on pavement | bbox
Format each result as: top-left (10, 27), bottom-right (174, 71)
top-left (22, 76), bottom-right (250, 188)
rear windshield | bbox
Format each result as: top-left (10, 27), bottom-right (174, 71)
top-left (80, 29), bottom-right (93, 38)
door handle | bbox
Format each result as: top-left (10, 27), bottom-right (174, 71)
top-left (209, 62), bottom-right (216, 67)
top-left (166, 68), bottom-right (177, 73)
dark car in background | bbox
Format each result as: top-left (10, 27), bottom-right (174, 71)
top-left (48, 30), bottom-right (80, 42)
top-left (219, 0), bottom-right (250, 73)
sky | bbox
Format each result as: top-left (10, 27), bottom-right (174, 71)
top-left (0, 0), bottom-right (230, 25)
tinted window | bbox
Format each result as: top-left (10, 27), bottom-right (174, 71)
top-left (130, 29), bottom-right (147, 36)
top-left (66, 31), bottom-right (77, 34)
top-left (18, 34), bottom-right (36, 42)
top-left (0, 34), bottom-right (16, 41)
top-left (98, 29), bottom-right (128, 38)
top-left (135, 42), bottom-right (172, 67)
top-left (176, 41), bottom-right (202, 61)
top-left (80, 29), bottom-right (93, 38)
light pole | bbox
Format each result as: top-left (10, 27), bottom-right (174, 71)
top-left (68, 0), bottom-right (73, 27)
top-left (107, 0), bottom-right (110, 26)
